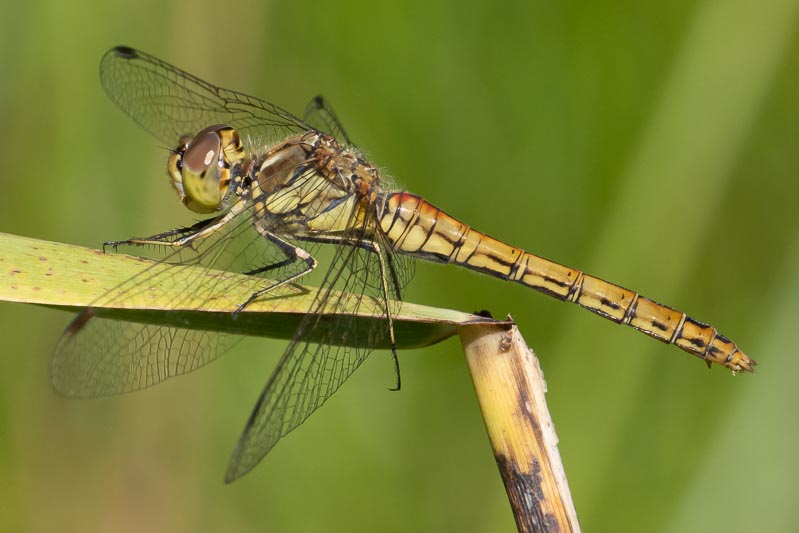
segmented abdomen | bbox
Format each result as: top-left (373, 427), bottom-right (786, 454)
top-left (379, 192), bottom-right (754, 372)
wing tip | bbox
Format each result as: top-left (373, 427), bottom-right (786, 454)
top-left (223, 452), bottom-right (258, 484)
top-left (224, 420), bottom-right (280, 484)
top-left (111, 45), bottom-right (138, 59)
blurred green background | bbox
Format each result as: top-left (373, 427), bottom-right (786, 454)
top-left (1, 0), bottom-right (797, 531)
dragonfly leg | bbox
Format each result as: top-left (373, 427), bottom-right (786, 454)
top-left (359, 239), bottom-right (401, 391)
top-left (240, 240), bottom-right (312, 285)
top-left (296, 234), bottom-right (401, 391)
top-left (104, 199), bottom-right (246, 251)
top-left (102, 217), bottom-right (218, 252)
top-left (370, 240), bottom-right (401, 392)
top-left (233, 230), bottom-right (317, 315)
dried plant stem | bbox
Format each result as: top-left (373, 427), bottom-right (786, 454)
top-left (460, 320), bottom-right (580, 533)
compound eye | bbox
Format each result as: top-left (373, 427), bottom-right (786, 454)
top-left (183, 131), bottom-right (221, 174)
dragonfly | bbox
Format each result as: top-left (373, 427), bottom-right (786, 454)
top-left (51, 46), bottom-right (755, 483)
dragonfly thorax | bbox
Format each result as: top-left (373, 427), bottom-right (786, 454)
top-left (167, 124), bottom-right (245, 214)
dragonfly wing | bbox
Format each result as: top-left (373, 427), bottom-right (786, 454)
top-left (51, 310), bottom-right (241, 397)
top-left (100, 46), bottom-right (312, 150)
top-left (303, 95), bottom-right (354, 146)
top-left (51, 203), bottom-right (315, 398)
top-left (224, 204), bottom-right (414, 482)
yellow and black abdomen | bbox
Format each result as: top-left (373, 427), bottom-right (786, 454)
top-left (379, 192), bottom-right (754, 373)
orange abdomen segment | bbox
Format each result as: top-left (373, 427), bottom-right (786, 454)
top-left (379, 192), bottom-right (754, 373)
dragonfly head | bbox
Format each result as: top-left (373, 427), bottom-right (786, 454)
top-left (168, 125), bottom-right (245, 213)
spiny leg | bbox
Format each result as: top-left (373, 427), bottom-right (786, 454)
top-left (292, 234), bottom-right (401, 391)
top-left (101, 217), bottom-right (217, 252)
top-left (233, 230), bottom-right (317, 315)
top-left (104, 199), bottom-right (246, 250)
top-left (367, 240), bottom-right (401, 391)
top-left (244, 255), bottom-right (301, 277)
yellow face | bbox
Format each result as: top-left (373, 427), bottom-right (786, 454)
top-left (167, 125), bottom-right (245, 213)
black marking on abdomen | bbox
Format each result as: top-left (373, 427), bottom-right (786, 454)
top-left (541, 273), bottom-right (571, 289)
top-left (651, 320), bottom-right (669, 332)
top-left (599, 297), bottom-right (621, 310)
top-left (418, 208), bottom-right (441, 253)
top-left (462, 233), bottom-right (482, 264)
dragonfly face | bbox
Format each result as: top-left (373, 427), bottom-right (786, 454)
top-left (167, 124), bottom-right (245, 213)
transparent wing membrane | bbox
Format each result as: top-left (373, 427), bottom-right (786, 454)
top-left (51, 201), bottom-right (312, 397)
top-left (100, 46), bottom-right (312, 150)
top-left (52, 311), bottom-right (243, 397)
top-left (226, 206), bottom-right (412, 482)
top-left (303, 95), bottom-right (354, 146)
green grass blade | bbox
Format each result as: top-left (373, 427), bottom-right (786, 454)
top-left (0, 232), bottom-right (492, 349)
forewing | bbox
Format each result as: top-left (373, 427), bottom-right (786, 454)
top-left (224, 201), bottom-right (414, 482)
top-left (51, 201), bottom-right (314, 398)
top-left (100, 46), bottom-right (311, 150)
